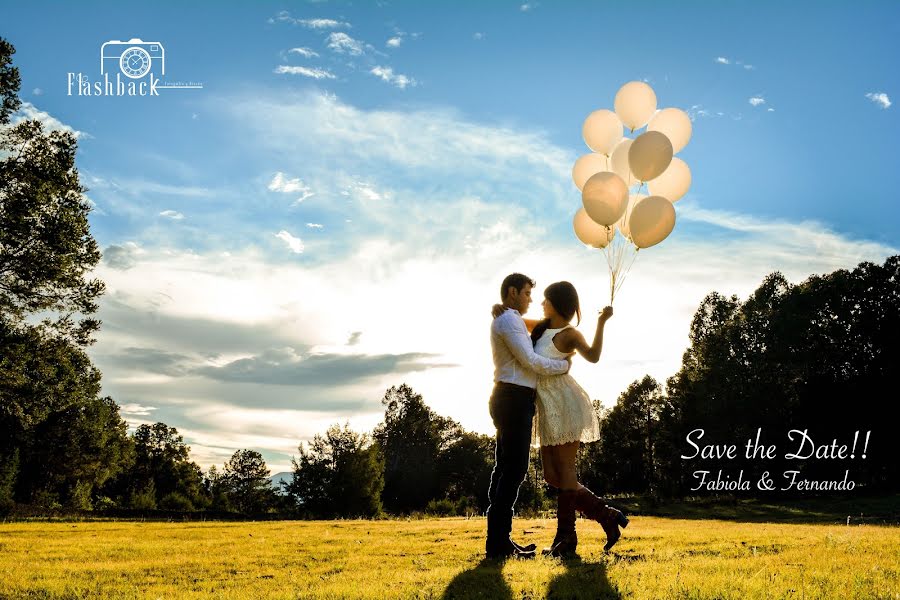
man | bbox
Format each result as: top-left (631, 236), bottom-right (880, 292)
top-left (485, 273), bottom-right (570, 559)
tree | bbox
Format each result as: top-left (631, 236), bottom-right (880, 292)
top-left (0, 37), bottom-right (129, 512)
top-left (436, 430), bottom-right (494, 512)
top-left (223, 449), bottom-right (275, 514)
top-left (0, 38), bottom-right (21, 124)
top-left (663, 257), bottom-right (900, 496)
top-left (0, 45), bottom-right (105, 347)
top-left (373, 384), bottom-right (458, 513)
top-left (582, 377), bottom-right (665, 495)
top-left (108, 423), bottom-right (205, 510)
top-left (286, 423), bottom-right (384, 518)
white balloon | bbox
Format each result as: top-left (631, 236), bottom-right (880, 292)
top-left (614, 81), bottom-right (658, 131)
top-left (610, 138), bottom-right (638, 187)
top-left (581, 171), bottom-right (629, 226)
top-left (582, 109), bottom-right (623, 155)
top-left (628, 195), bottom-right (676, 249)
top-left (648, 108), bottom-right (693, 153)
top-left (628, 131), bottom-right (673, 182)
top-left (648, 157), bottom-right (691, 202)
top-left (572, 153), bottom-right (611, 191)
top-left (573, 208), bottom-right (615, 248)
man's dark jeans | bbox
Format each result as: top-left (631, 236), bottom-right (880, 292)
top-left (485, 381), bottom-right (536, 548)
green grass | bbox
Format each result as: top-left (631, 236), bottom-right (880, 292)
top-left (0, 516), bottom-right (897, 599)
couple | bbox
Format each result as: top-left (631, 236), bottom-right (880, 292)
top-left (485, 273), bottom-right (629, 560)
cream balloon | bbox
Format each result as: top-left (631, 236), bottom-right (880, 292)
top-left (628, 131), bottom-right (673, 182)
top-left (614, 81), bottom-right (657, 131)
top-left (582, 109), bottom-right (623, 155)
top-left (648, 157), bottom-right (691, 202)
top-left (628, 195), bottom-right (676, 249)
top-left (648, 108), bottom-right (692, 153)
top-left (573, 208), bottom-right (615, 248)
top-left (616, 192), bottom-right (645, 241)
top-left (610, 138), bottom-right (638, 187)
top-left (581, 171), bottom-right (628, 226)
top-left (572, 153), bottom-right (611, 191)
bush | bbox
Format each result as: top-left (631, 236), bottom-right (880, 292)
top-left (68, 481), bottom-right (93, 510)
top-left (129, 482), bottom-right (157, 510)
top-left (159, 492), bottom-right (194, 511)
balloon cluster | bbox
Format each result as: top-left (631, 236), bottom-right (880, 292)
top-left (571, 81), bottom-right (693, 303)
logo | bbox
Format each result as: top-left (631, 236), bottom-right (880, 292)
top-left (67, 38), bottom-right (204, 97)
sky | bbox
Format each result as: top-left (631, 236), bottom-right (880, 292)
top-left (4, 1), bottom-right (899, 474)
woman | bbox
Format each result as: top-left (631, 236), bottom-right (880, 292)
top-left (493, 281), bottom-right (628, 557)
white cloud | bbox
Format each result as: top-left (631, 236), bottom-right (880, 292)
top-left (274, 230), bottom-right (305, 254)
top-left (767, 108), bottom-right (775, 112)
top-left (119, 403), bottom-right (157, 416)
top-left (32, 88), bottom-right (43, 96)
top-left (11, 102), bottom-right (89, 139)
top-left (270, 12), bottom-right (350, 29)
top-left (749, 96), bottom-right (766, 107)
top-left (289, 47), bottom-right (320, 58)
top-left (306, 223), bottom-right (324, 229)
top-left (865, 92), bottom-right (891, 109)
top-left (743, 64), bottom-right (755, 70)
top-left (473, 32), bottom-right (485, 40)
top-left (327, 32), bottom-right (365, 55)
top-left (347, 181), bottom-right (385, 201)
top-left (300, 18), bottom-right (350, 29)
top-left (715, 56), bottom-right (730, 64)
top-left (274, 65), bottom-right (336, 80)
top-left (268, 172), bottom-right (314, 203)
top-left (520, 3), bottom-right (536, 11)
top-left (386, 37), bottom-right (402, 48)
top-left (370, 65), bottom-right (416, 89)
top-left (159, 210), bottom-right (184, 220)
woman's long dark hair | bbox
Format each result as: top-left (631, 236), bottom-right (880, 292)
top-left (531, 281), bottom-right (582, 345)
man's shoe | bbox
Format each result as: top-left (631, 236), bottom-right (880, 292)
top-left (486, 538), bottom-right (536, 560)
top-left (511, 538), bottom-right (537, 553)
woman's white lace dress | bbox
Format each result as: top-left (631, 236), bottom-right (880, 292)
top-left (532, 325), bottom-right (600, 447)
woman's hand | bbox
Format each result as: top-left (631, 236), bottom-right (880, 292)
top-left (599, 306), bottom-right (613, 322)
top-left (491, 304), bottom-right (507, 319)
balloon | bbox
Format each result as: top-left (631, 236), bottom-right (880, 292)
top-left (648, 108), bottom-right (692, 153)
top-left (573, 207), bottom-right (615, 248)
top-left (616, 192), bottom-right (645, 241)
top-left (582, 109), bottom-right (623, 155)
top-left (628, 195), bottom-right (676, 249)
top-left (614, 81), bottom-right (657, 131)
top-left (629, 131), bottom-right (673, 182)
top-left (610, 138), bottom-right (638, 187)
top-left (648, 157), bottom-right (691, 202)
top-left (572, 153), bottom-right (611, 191)
top-left (581, 171), bottom-right (628, 226)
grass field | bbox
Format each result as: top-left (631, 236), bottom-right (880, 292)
top-left (0, 512), bottom-right (898, 600)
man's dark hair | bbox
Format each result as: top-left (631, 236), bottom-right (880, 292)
top-left (500, 273), bottom-right (535, 301)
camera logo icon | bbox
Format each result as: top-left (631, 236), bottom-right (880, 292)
top-left (100, 39), bottom-right (166, 79)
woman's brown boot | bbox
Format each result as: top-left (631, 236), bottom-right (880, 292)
top-left (573, 486), bottom-right (629, 551)
top-left (542, 489), bottom-right (578, 558)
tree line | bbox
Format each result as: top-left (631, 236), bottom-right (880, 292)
top-left (1, 37), bottom-right (896, 518)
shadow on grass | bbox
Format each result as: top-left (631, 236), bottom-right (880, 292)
top-left (612, 493), bottom-right (899, 525)
top-left (546, 555), bottom-right (622, 600)
top-left (441, 555), bottom-right (622, 600)
top-left (441, 557), bottom-right (512, 600)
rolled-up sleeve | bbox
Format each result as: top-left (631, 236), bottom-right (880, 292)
top-left (498, 316), bottom-right (568, 376)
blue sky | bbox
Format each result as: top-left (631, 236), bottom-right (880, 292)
top-left (5, 1), bottom-right (899, 473)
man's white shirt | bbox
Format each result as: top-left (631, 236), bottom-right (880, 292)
top-left (491, 309), bottom-right (569, 389)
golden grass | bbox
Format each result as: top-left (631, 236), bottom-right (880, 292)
top-left (0, 516), bottom-right (897, 599)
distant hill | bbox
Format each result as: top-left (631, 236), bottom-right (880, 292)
top-left (268, 472), bottom-right (293, 494)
